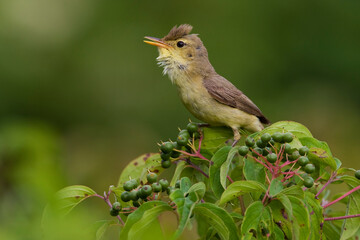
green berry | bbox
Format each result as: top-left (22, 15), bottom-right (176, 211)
top-left (256, 139), bottom-right (266, 148)
top-left (186, 122), bottom-right (199, 134)
top-left (299, 146), bottom-right (309, 156)
top-left (267, 153), bottom-right (277, 163)
top-left (262, 147), bottom-right (271, 156)
top-left (298, 156), bottom-right (309, 166)
top-left (193, 131), bottom-right (200, 139)
top-left (303, 177), bottom-right (314, 188)
top-left (245, 137), bottom-right (255, 147)
top-left (128, 190), bottom-right (139, 201)
top-left (147, 172), bottom-right (158, 184)
top-left (272, 132), bottom-right (283, 143)
top-left (179, 129), bottom-right (191, 139)
top-left (177, 134), bottom-right (189, 146)
top-left (137, 189), bottom-right (147, 200)
top-left (152, 182), bottom-right (162, 192)
top-left (268, 139), bottom-right (275, 147)
top-left (130, 178), bottom-right (138, 187)
top-left (160, 141), bottom-right (174, 154)
top-left (283, 132), bottom-right (294, 143)
top-left (161, 160), bottom-right (172, 168)
top-left (120, 191), bottom-right (131, 202)
top-left (304, 163), bottom-right (315, 173)
top-left (252, 147), bottom-right (263, 156)
top-left (261, 133), bottom-right (272, 143)
top-left (123, 180), bottom-right (135, 191)
top-left (238, 146), bottom-right (249, 156)
top-left (289, 151), bottom-right (300, 161)
top-left (110, 208), bottom-right (119, 216)
top-left (112, 202), bottom-right (121, 211)
top-left (133, 201), bottom-right (140, 207)
top-left (175, 180), bottom-right (180, 188)
top-left (166, 186), bottom-right (175, 195)
top-left (284, 143), bottom-right (293, 154)
top-left (171, 150), bottom-right (181, 158)
top-left (161, 152), bottom-right (171, 161)
top-left (141, 185), bottom-right (153, 196)
top-left (159, 179), bottom-right (169, 191)
top-left (355, 170), bottom-right (360, 180)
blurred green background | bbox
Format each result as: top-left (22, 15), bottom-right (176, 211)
top-left (0, 0), bottom-right (359, 239)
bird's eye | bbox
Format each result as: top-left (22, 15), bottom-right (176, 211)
top-left (177, 41), bottom-right (185, 48)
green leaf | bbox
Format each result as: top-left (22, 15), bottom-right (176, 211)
top-left (334, 157), bottom-right (342, 170)
top-left (179, 176), bottom-right (192, 193)
top-left (52, 185), bottom-right (97, 215)
top-left (249, 121), bottom-right (312, 147)
top-left (243, 157), bottom-right (266, 191)
top-left (299, 137), bottom-right (337, 170)
top-left (120, 201), bottom-right (171, 240)
top-left (273, 224), bottom-right (285, 240)
top-left (268, 200), bottom-right (293, 239)
top-left (289, 196), bottom-right (310, 240)
top-left (268, 121), bottom-right (313, 138)
top-left (128, 204), bottom-right (173, 240)
top-left (201, 127), bottom-right (233, 153)
top-left (308, 147), bottom-right (337, 170)
top-left (194, 203), bottom-right (239, 240)
top-left (304, 192), bottom-right (323, 240)
top-left (219, 180), bottom-right (266, 205)
top-left (338, 176), bottom-right (360, 240)
top-left (220, 146), bottom-right (240, 189)
top-left (277, 194), bottom-right (293, 221)
top-left (278, 185), bottom-right (304, 199)
top-left (210, 146), bottom-right (232, 199)
top-left (269, 196), bottom-right (310, 240)
top-left (117, 153), bottom-right (164, 186)
top-left (170, 161), bottom-right (186, 186)
top-left (337, 167), bottom-right (356, 175)
top-left (269, 179), bottom-right (284, 197)
top-left (170, 187), bottom-right (197, 239)
top-left (187, 182), bottom-right (206, 200)
top-left (323, 222), bottom-right (341, 240)
top-left (241, 201), bottom-right (266, 239)
top-left (95, 220), bottom-right (116, 240)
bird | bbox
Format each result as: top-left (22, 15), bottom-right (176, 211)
top-left (144, 24), bottom-right (270, 144)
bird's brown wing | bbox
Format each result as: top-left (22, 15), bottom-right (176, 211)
top-left (203, 75), bottom-right (270, 124)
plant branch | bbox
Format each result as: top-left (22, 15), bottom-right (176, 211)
top-left (324, 214), bottom-right (360, 221)
top-left (315, 172), bottom-right (337, 199)
top-left (103, 192), bottom-right (125, 225)
top-left (182, 159), bottom-right (209, 178)
top-left (323, 185), bottom-right (360, 209)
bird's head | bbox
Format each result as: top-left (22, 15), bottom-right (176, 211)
top-left (144, 24), bottom-right (214, 82)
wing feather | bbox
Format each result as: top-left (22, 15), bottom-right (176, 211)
top-left (203, 75), bottom-right (270, 124)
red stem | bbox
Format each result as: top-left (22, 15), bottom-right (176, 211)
top-left (249, 155), bottom-right (272, 171)
top-left (183, 162), bottom-right (209, 178)
top-left (102, 192), bottom-right (125, 225)
top-left (315, 172), bottom-right (336, 199)
top-left (323, 185), bottom-right (360, 209)
top-left (227, 175), bottom-right (234, 183)
top-left (324, 214), bottom-right (360, 221)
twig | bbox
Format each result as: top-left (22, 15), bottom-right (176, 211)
top-left (183, 160), bottom-right (209, 178)
top-left (324, 214), bottom-right (360, 221)
top-left (315, 172), bottom-right (336, 199)
top-left (103, 192), bottom-right (125, 225)
top-left (323, 185), bottom-right (360, 209)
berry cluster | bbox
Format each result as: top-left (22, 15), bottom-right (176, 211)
top-left (159, 122), bottom-right (200, 168)
top-left (238, 131), bottom-right (316, 188)
top-left (120, 173), bottom-right (169, 208)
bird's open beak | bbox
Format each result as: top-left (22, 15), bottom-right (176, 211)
top-left (144, 36), bottom-right (172, 49)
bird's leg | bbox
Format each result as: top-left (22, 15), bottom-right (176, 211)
top-left (231, 127), bottom-right (241, 147)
